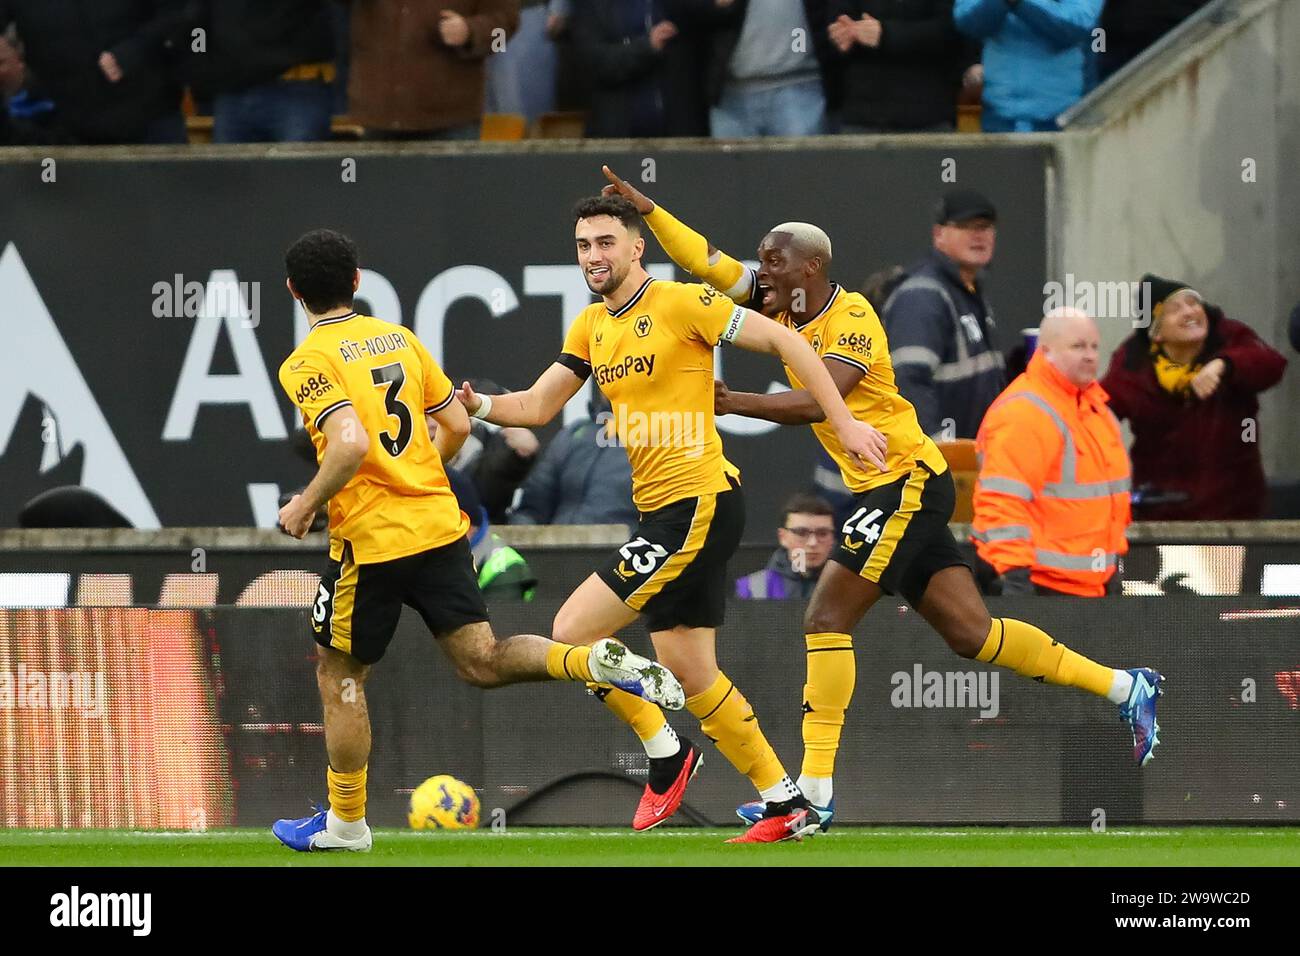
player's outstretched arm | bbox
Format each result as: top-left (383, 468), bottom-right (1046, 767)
top-left (716, 358), bottom-right (865, 425)
top-left (278, 407), bottom-right (369, 538)
top-left (456, 363), bottom-right (584, 429)
top-left (601, 165), bottom-right (754, 302)
top-left (730, 311), bottom-right (888, 471)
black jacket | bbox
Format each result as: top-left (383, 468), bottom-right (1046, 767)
top-left (508, 418), bottom-right (637, 527)
top-left (0, 0), bottom-right (194, 144)
top-left (829, 0), bottom-right (972, 130)
top-left (882, 248), bottom-right (1005, 439)
top-left (569, 0), bottom-right (710, 137)
top-left (1102, 0), bottom-right (1211, 47)
top-left (186, 0), bottom-right (335, 97)
top-left (701, 0), bottom-right (840, 109)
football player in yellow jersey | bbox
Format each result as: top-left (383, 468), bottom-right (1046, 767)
top-left (269, 229), bottom-right (689, 853)
top-left (599, 168), bottom-right (1164, 830)
top-left (457, 195), bottom-right (889, 843)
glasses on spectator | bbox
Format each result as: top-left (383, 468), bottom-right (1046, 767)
top-left (784, 526), bottom-right (834, 541)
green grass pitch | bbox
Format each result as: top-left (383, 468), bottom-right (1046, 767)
top-left (2, 827), bottom-right (1297, 866)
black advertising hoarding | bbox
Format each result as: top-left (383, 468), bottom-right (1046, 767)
top-left (3, 597), bottom-right (1296, 828)
top-left (0, 143), bottom-right (1049, 537)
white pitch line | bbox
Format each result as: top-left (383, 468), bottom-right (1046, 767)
top-left (0, 828), bottom-right (1288, 840)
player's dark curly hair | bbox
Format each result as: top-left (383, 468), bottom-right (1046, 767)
top-left (572, 195), bottom-right (643, 235)
top-left (285, 229), bottom-right (359, 314)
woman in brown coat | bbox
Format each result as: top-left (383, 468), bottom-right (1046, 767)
top-left (348, 0), bottom-right (519, 138)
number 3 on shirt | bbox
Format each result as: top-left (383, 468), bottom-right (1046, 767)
top-left (371, 362), bottom-right (413, 457)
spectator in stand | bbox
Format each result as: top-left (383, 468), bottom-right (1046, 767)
top-left (953, 0), bottom-right (1102, 132)
top-left (706, 0), bottom-right (838, 137)
top-left (1101, 275), bottom-right (1287, 521)
top-left (860, 264), bottom-right (906, 309)
top-left (508, 392), bottom-right (637, 526)
top-left (569, 0), bottom-right (709, 137)
top-left (0, 34), bottom-right (27, 143)
top-left (1, 37), bottom-right (61, 144)
top-left (348, 0), bottom-right (519, 140)
top-left (486, 0), bottom-right (566, 124)
top-left (0, 34), bottom-right (17, 94)
top-left (882, 189), bottom-right (1005, 440)
top-left (972, 308), bottom-right (1130, 597)
top-left (735, 493), bottom-right (834, 599)
top-left (444, 379), bottom-right (539, 523)
top-left (1098, 1), bottom-right (1211, 82)
top-left (189, 0), bottom-right (336, 143)
top-left (0, 0), bottom-right (193, 144)
top-left (448, 467), bottom-right (538, 600)
top-left (828, 0), bottom-right (975, 133)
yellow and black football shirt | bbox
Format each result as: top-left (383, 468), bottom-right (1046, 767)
top-left (641, 204), bottom-right (948, 493)
top-left (781, 285), bottom-right (948, 493)
top-left (558, 277), bottom-right (743, 513)
top-left (278, 312), bottom-right (467, 564)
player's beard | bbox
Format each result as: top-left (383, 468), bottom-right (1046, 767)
top-left (585, 260), bottom-right (628, 296)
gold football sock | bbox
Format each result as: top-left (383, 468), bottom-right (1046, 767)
top-left (687, 672), bottom-right (785, 792)
top-left (545, 642), bottom-right (597, 683)
top-left (801, 632), bottom-right (856, 779)
top-left (327, 764), bottom-right (367, 822)
top-left (589, 684), bottom-right (668, 741)
top-left (977, 618), bottom-right (1113, 698)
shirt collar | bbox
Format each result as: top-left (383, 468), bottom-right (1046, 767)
top-left (790, 283), bottom-right (840, 330)
top-left (606, 276), bottom-right (654, 317)
top-left (311, 310), bottom-right (358, 329)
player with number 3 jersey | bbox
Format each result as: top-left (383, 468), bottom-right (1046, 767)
top-left (270, 229), bottom-right (686, 855)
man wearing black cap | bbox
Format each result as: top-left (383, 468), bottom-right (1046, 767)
top-left (882, 189), bottom-right (1005, 440)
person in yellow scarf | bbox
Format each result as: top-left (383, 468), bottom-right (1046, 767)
top-left (1146, 280), bottom-right (1215, 396)
top-left (1102, 274), bottom-right (1287, 520)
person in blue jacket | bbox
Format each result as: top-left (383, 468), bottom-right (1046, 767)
top-left (954, 0), bottom-right (1102, 132)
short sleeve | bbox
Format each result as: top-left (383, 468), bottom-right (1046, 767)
top-left (280, 352), bottom-right (350, 431)
top-left (680, 283), bottom-right (746, 347)
top-left (558, 309), bottom-right (593, 379)
top-left (411, 334), bottom-right (455, 414)
top-left (821, 303), bottom-right (882, 375)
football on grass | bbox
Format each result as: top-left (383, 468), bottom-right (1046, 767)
top-left (408, 775), bottom-right (480, 830)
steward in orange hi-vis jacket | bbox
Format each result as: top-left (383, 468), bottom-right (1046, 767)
top-left (973, 323), bottom-right (1131, 598)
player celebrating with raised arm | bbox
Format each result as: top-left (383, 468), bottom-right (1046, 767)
top-left (457, 193), bottom-right (887, 843)
top-left (599, 167), bottom-right (1164, 831)
top-left (271, 229), bottom-right (685, 853)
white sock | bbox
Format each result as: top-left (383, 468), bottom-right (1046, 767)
top-left (759, 775), bottom-right (800, 804)
top-left (326, 808), bottom-right (367, 840)
top-left (643, 722), bottom-right (680, 759)
top-left (797, 774), bottom-right (833, 808)
top-left (1107, 669), bottom-right (1134, 705)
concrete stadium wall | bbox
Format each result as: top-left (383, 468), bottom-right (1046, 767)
top-left (1054, 0), bottom-right (1300, 482)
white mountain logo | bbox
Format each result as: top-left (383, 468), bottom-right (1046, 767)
top-left (0, 242), bottom-right (158, 527)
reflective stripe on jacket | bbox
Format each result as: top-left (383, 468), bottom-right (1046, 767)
top-left (972, 350), bottom-right (1131, 597)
